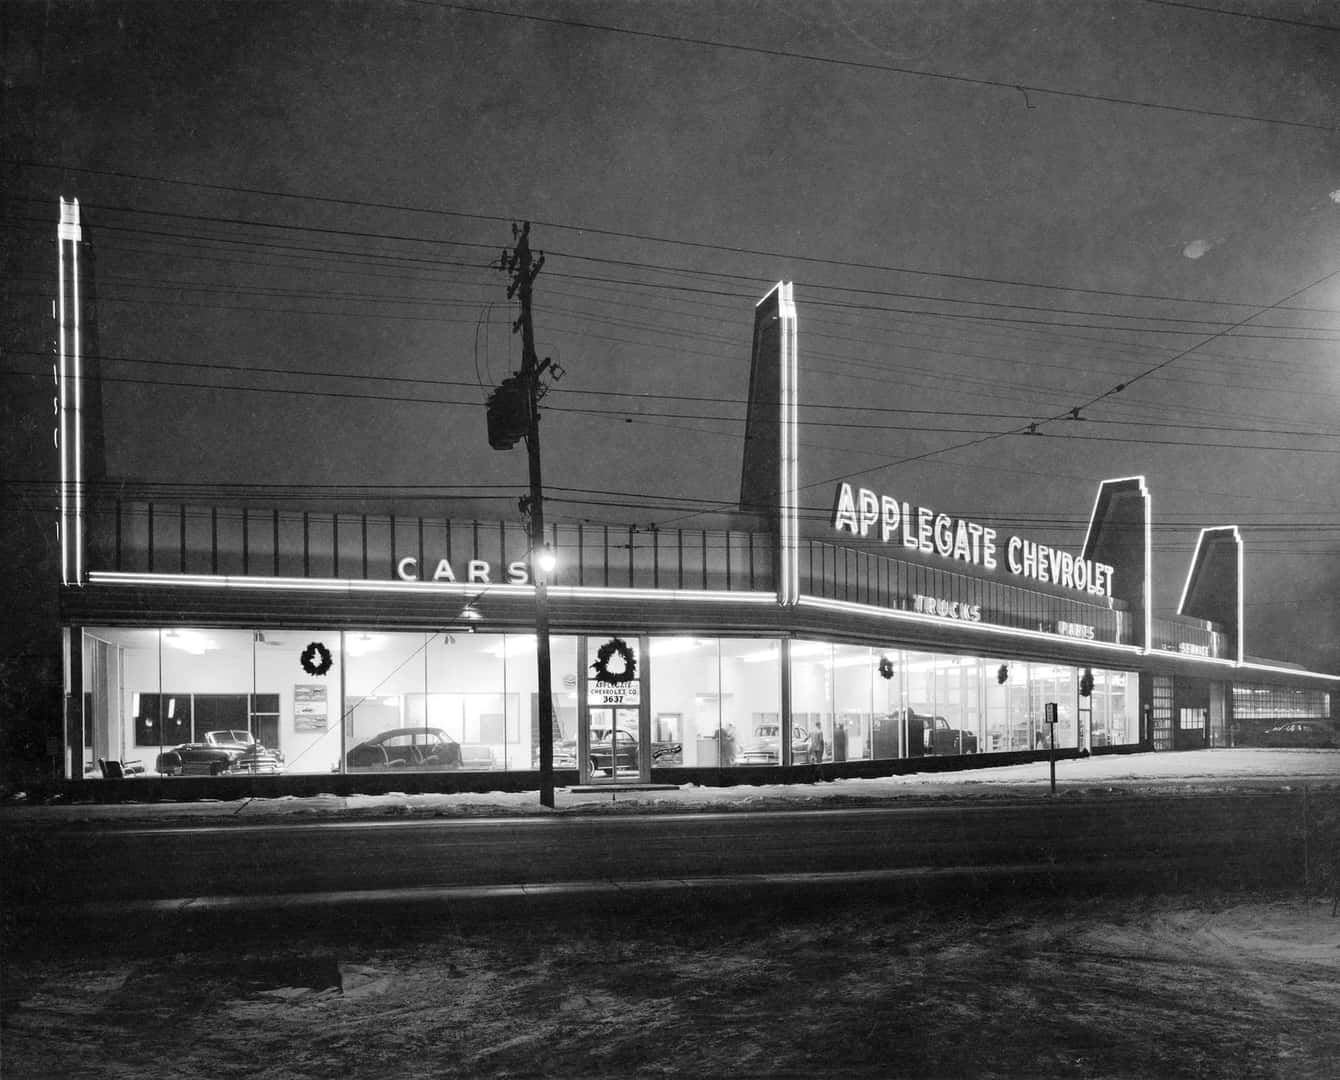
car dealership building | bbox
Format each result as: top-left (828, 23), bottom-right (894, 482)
top-left (52, 201), bottom-right (1337, 793)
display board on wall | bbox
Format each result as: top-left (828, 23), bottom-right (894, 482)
top-left (294, 684), bottom-right (329, 731)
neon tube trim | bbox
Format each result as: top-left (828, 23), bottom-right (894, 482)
top-left (799, 595), bottom-right (1146, 657)
top-left (781, 283), bottom-right (800, 606)
top-left (72, 207), bottom-right (83, 584)
top-left (86, 572), bottom-right (778, 606)
top-left (1239, 660), bottom-right (1339, 682)
top-left (79, 574), bottom-right (1340, 682)
top-left (1142, 480), bottom-right (1152, 656)
top-left (57, 198), bottom-right (85, 586)
top-left (1178, 526), bottom-right (1244, 667)
top-left (1083, 476), bottom-right (1152, 654)
top-left (57, 204), bottom-right (68, 585)
top-left (1236, 529), bottom-right (1245, 666)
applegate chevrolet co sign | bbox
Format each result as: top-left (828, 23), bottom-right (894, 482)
top-left (832, 483), bottom-right (1115, 599)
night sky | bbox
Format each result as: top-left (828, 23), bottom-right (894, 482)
top-left (4, 1), bottom-right (1338, 670)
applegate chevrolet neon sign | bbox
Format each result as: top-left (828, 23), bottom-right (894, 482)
top-left (832, 483), bottom-right (1115, 599)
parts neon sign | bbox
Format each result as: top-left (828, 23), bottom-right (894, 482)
top-left (832, 483), bottom-right (1114, 599)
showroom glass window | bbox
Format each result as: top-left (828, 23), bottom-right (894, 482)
top-left (83, 626), bottom-right (341, 778)
top-left (421, 633), bottom-right (507, 770)
top-left (720, 639), bottom-right (781, 767)
top-left (788, 641), bottom-right (834, 765)
top-left (872, 648), bottom-right (905, 760)
top-left (646, 637), bottom-right (713, 767)
top-left (496, 634), bottom-right (578, 770)
top-left (831, 643), bottom-right (875, 763)
top-left (345, 631), bottom-right (430, 771)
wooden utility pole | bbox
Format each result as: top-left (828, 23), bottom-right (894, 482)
top-left (500, 222), bottom-right (557, 808)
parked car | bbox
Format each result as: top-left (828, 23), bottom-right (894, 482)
top-left (346, 726), bottom-right (462, 770)
top-left (547, 740), bottom-right (579, 769)
top-left (459, 743), bottom-right (498, 770)
top-left (156, 730), bottom-right (284, 776)
top-left (539, 733), bottom-right (679, 771)
top-left (739, 723), bottom-right (814, 765)
top-left (589, 728), bottom-right (639, 774)
top-left (903, 710), bottom-right (979, 756)
top-left (1260, 720), bottom-right (1336, 748)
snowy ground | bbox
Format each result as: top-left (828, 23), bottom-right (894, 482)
top-left (5, 747), bottom-right (1337, 823)
top-left (3, 892), bottom-right (1337, 1079)
top-left (4, 749), bottom-right (1339, 1078)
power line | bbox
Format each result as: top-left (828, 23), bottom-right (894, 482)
top-left (11, 353), bottom-right (1340, 446)
top-left (13, 163), bottom-right (1337, 313)
top-left (418, 1), bottom-right (1340, 133)
top-left (801, 264), bottom-right (1340, 493)
top-left (1135, 0), bottom-right (1340, 32)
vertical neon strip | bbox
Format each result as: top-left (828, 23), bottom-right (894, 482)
top-left (777, 283), bottom-right (799, 605)
top-left (57, 202), bottom-right (69, 585)
top-left (1142, 480), bottom-right (1152, 656)
top-left (57, 198), bottom-right (84, 585)
top-left (1234, 528), bottom-right (1245, 666)
top-left (72, 206), bottom-right (83, 583)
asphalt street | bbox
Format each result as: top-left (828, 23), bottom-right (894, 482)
top-left (3, 794), bottom-right (1326, 958)
top-left (3, 749), bottom-right (1335, 955)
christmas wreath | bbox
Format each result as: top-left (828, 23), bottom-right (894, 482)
top-left (300, 641), bottom-right (333, 677)
top-left (877, 655), bottom-right (896, 680)
top-left (591, 637), bottom-right (637, 685)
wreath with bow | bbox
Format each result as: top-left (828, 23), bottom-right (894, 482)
top-left (877, 655), bottom-right (896, 680)
top-left (591, 637), bottom-right (637, 685)
top-left (300, 641), bottom-right (333, 677)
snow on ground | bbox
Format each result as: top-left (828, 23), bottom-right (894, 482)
top-left (3, 748), bottom-right (1337, 823)
top-left (4, 892), bottom-right (1338, 1079)
top-left (5, 749), bottom-right (1340, 1078)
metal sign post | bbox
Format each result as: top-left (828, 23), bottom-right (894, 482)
top-left (1044, 701), bottom-right (1059, 795)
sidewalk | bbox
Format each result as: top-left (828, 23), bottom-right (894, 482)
top-left (3, 748), bottom-right (1336, 825)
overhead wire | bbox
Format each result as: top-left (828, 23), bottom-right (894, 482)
top-left (415, 1), bottom-right (1340, 133)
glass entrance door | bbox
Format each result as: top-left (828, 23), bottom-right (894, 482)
top-left (579, 635), bottom-right (649, 784)
top-left (586, 706), bottom-right (642, 781)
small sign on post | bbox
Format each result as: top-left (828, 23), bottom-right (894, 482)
top-left (1044, 702), bottom-right (1059, 795)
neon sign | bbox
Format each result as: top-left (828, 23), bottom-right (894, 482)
top-left (832, 483), bottom-right (1114, 599)
top-left (396, 557), bottom-right (530, 585)
top-left (913, 595), bottom-right (982, 622)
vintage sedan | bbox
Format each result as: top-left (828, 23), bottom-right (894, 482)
top-left (1260, 720), bottom-right (1336, 748)
top-left (589, 728), bottom-right (639, 774)
top-left (739, 723), bottom-right (814, 765)
top-left (346, 726), bottom-right (463, 770)
top-left (156, 730), bottom-right (284, 776)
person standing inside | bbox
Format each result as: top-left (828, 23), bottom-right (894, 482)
top-left (809, 720), bottom-right (826, 782)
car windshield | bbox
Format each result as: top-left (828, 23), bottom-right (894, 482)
top-left (754, 726), bottom-right (779, 738)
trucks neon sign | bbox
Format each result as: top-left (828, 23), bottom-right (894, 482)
top-left (832, 483), bottom-right (1114, 599)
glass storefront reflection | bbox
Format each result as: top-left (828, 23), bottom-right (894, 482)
top-left (81, 626), bottom-right (1142, 778)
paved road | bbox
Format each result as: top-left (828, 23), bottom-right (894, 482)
top-left (3, 791), bottom-right (1311, 912)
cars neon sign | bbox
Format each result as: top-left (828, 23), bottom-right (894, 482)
top-left (396, 557), bottom-right (530, 585)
